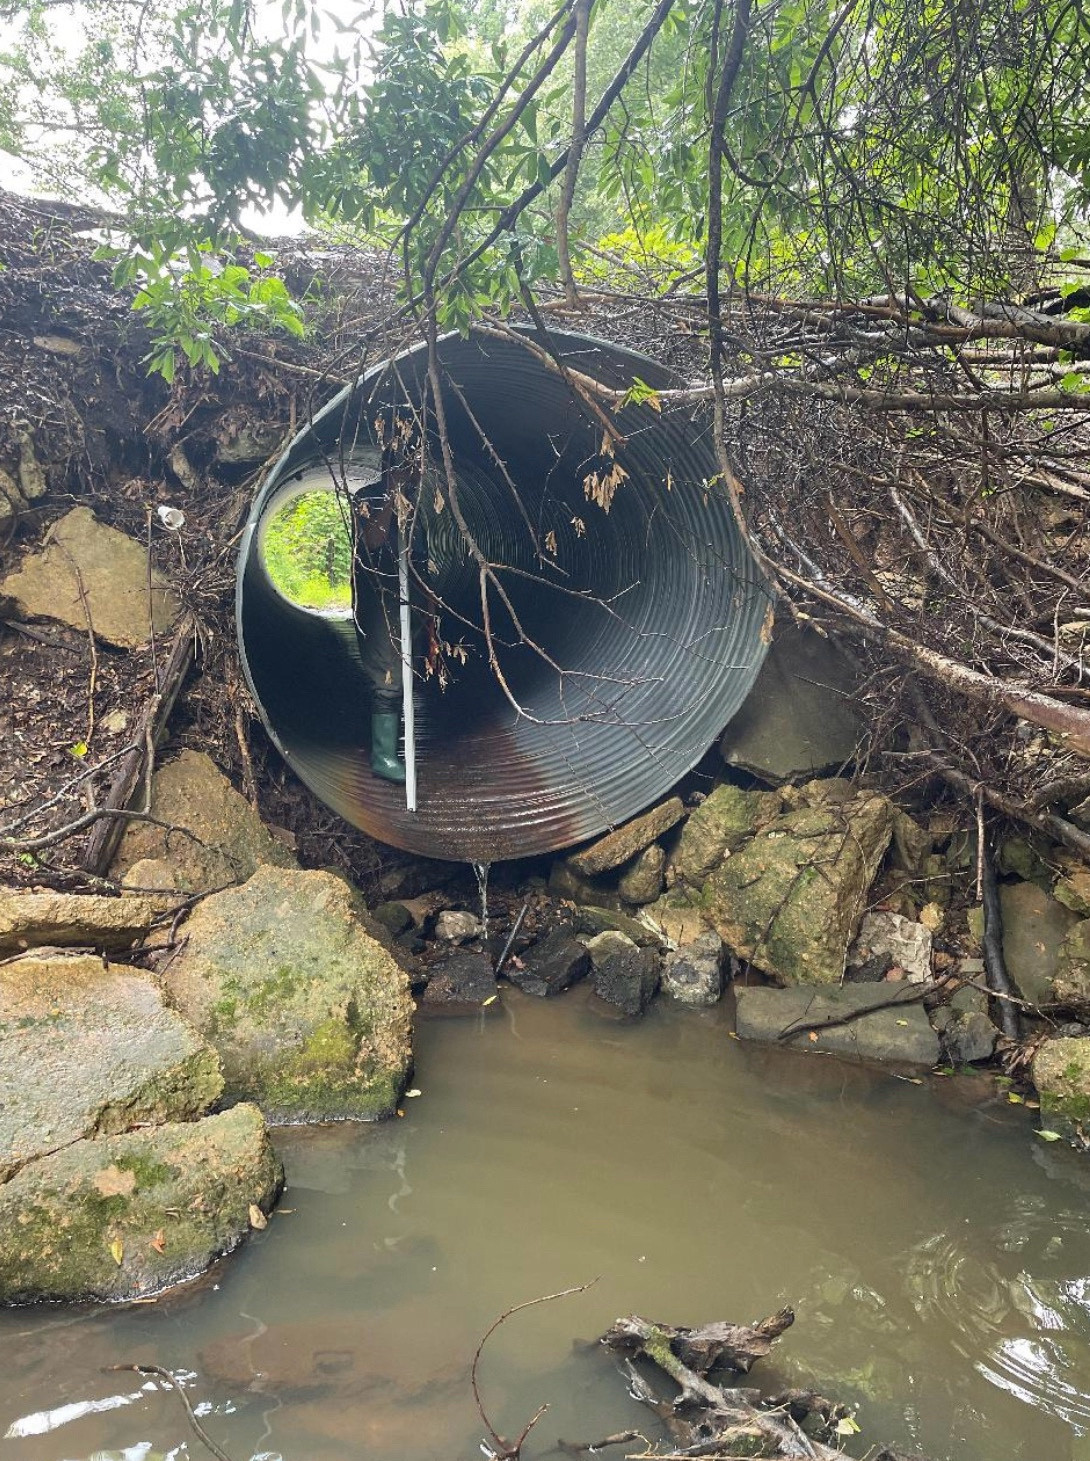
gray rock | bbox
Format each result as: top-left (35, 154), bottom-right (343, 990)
top-left (0, 506), bottom-right (180, 649)
top-left (587, 931), bottom-right (660, 1016)
top-left (0, 953), bottom-right (223, 1181)
top-left (422, 951), bottom-right (499, 1009)
top-left (669, 784), bottom-right (781, 889)
top-left (434, 910), bottom-right (482, 944)
top-left (847, 911), bottom-right (933, 984)
top-left (950, 980), bottom-right (989, 1016)
top-left (662, 932), bottom-right (725, 1006)
top-left (1000, 881), bottom-right (1079, 1005)
top-left (568, 798), bottom-right (685, 877)
top-left (1053, 920), bottom-right (1090, 1010)
top-left (112, 750), bottom-right (297, 893)
top-left (940, 1010), bottom-right (998, 1064)
top-left (507, 929), bottom-right (589, 997)
top-left (0, 886), bottom-right (170, 955)
top-left (735, 984), bottom-right (939, 1066)
top-left (719, 624), bottom-right (862, 783)
top-left (164, 866), bottom-right (412, 1122)
top-left (0, 1105), bottom-right (282, 1304)
top-left (1033, 1037), bottom-right (1090, 1145)
top-left (701, 789), bottom-right (894, 986)
top-left (548, 858), bottom-right (624, 909)
top-left (617, 844), bottom-right (666, 905)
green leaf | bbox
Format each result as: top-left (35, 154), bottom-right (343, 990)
top-left (1036, 1129), bottom-right (1064, 1142)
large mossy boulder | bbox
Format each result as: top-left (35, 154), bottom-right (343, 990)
top-left (685, 785), bottom-right (893, 985)
top-left (112, 749), bottom-right (296, 893)
top-left (669, 784), bottom-right (781, 888)
top-left (1033, 1037), bottom-right (1090, 1145)
top-left (164, 866), bottom-right (413, 1122)
top-left (0, 1104), bottom-right (282, 1303)
top-left (0, 952), bottom-right (223, 1181)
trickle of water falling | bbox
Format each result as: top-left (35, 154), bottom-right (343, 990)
top-left (472, 860), bottom-right (490, 931)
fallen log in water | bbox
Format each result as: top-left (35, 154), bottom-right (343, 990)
top-left (599, 1311), bottom-right (938, 1461)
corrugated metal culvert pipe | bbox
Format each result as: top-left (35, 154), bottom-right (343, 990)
top-left (236, 328), bottom-right (773, 862)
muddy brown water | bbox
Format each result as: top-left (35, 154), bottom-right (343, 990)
top-left (3, 986), bottom-right (1090, 1461)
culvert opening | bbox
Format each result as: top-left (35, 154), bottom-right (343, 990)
top-left (237, 329), bottom-right (773, 862)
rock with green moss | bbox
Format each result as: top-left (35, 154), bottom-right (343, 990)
top-left (1032, 1037), bottom-right (1090, 1145)
top-left (700, 790), bottom-right (893, 985)
top-left (1053, 920), bottom-right (1090, 1010)
top-left (0, 1104), bottom-right (282, 1303)
top-left (0, 952), bottom-right (223, 1181)
top-left (669, 784), bottom-right (781, 888)
top-left (111, 749), bottom-right (297, 893)
top-left (164, 866), bottom-right (412, 1122)
top-left (1054, 866), bottom-right (1090, 918)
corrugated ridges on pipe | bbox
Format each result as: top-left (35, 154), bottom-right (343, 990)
top-left (237, 328), bottom-right (772, 862)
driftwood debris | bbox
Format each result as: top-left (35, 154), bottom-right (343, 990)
top-left (599, 1311), bottom-right (937, 1461)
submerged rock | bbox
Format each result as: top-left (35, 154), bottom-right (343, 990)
top-left (1033, 1037), bottom-right (1090, 1145)
top-left (0, 505), bottom-right (180, 648)
top-left (701, 788), bottom-right (894, 986)
top-left (0, 953), bottom-right (222, 1181)
top-left (164, 866), bottom-right (412, 1122)
top-left (421, 951), bottom-right (498, 1010)
top-left (568, 797), bottom-right (685, 877)
top-left (735, 984), bottom-right (939, 1066)
top-left (661, 931), bottom-right (725, 1006)
top-left (587, 931), bottom-right (660, 1016)
top-left (0, 1104), bottom-right (282, 1304)
top-left (507, 929), bottom-right (589, 997)
top-left (112, 749), bottom-right (297, 893)
top-left (0, 886), bottom-right (169, 955)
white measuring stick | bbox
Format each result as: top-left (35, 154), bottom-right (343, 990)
top-left (398, 530), bottom-right (417, 812)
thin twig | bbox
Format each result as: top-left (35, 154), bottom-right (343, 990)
top-left (105, 1364), bottom-right (234, 1461)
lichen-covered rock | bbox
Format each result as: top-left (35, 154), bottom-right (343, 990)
top-left (112, 750), bottom-right (297, 892)
top-left (700, 790), bottom-right (893, 985)
top-left (617, 843), bottom-right (666, 905)
top-left (568, 798), bottom-right (685, 877)
top-left (164, 866), bottom-right (412, 1122)
top-left (0, 886), bottom-right (170, 955)
top-left (1054, 866), bottom-right (1090, 918)
top-left (0, 505), bottom-right (180, 648)
top-left (0, 953), bottom-right (223, 1181)
top-left (1053, 920), bottom-right (1090, 1010)
top-left (1033, 1037), bottom-right (1090, 1145)
top-left (669, 784), bottom-right (781, 888)
top-left (847, 911), bottom-right (933, 983)
top-left (0, 1105), bottom-right (282, 1303)
top-left (661, 931), bottom-right (725, 1006)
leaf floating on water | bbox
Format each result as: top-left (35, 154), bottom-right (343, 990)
top-left (1008, 1092), bottom-right (1025, 1105)
top-left (835, 1416), bottom-right (862, 1437)
top-left (1037, 1129), bottom-right (1064, 1142)
top-left (150, 1229), bottom-right (166, 1255)
top-left (808, 1030), bottom-right (819, 1042)
top-left (109, 1238), bottom-right (124, 1267)
top-left (895, 1019), bottom-right (909, 1027)
top-left (405, 1088), bottom-right (422, 1098)
top-left (481, 994), bottom-right (498, 1007)
top-left (248, 1204), bottom-right (267, 1231)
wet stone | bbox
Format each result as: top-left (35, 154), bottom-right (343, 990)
top-left (617, 843), bottom-right (666, 905)
top-left (587, 931), bottom-right (660, 1016)
top-left (568, 797), bottom-right (685, 877)
top-left (662, 931), bottom-right (725, 1006)
top-left (573, 905), bottom-right (664, 948)
top-left (422, 951), bottom-right (498, 1010)
top-left (939, 1010), bottom-right (998, 1065)
top-left (735, 984), bottom-right (940, 1067)
top-left (507, 929), bottom-right (589, 998)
